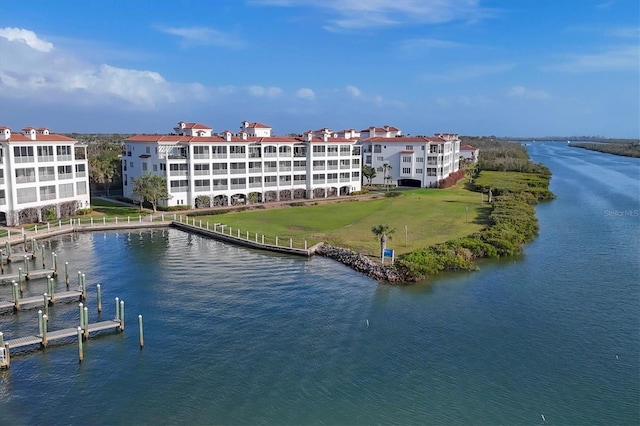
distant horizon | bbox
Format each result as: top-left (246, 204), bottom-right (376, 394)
top-left (1, 1), bottom-right (638, 138)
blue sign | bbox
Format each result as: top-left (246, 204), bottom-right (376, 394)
top-left (383, 249), bottom-right (394, 258)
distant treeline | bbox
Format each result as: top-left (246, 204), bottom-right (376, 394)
top-left (460, 136), bottom-right (551, 175)
top-left (569, 142), bottom-right (640, 158)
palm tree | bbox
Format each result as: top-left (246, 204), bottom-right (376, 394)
top-left (371, 224), bottom-right (395, 263)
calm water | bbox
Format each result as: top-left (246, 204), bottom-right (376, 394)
top-left (0, 142), bottom-right (638, 425)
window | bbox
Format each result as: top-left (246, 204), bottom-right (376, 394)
top-left (15, 168), bottom-right (36, 184)
top-left (279, 161), bottom-right (291, 171)
top-left (37, 146), bottom-right (54, 162)
top-left (14, 146), bottom-right (34, 163)
top-left (193, 146), bottom-right (209, 159)
top-left (340, 172), bottom-right (350, 181)
top-left (313, 160), bottom-right (325, 170)
top-left (0, 189), bottom-right (5, 205)
top-left (56, 145), bottom-right (72, 161)
top-left (57, 165), bottom-right (73, 179)
top-left (340, 145), bottom-right (350, 155)
top-left (340, 159), bottom-right (350, 168)
top-left (313, 145), bottom-right (325, 154)
top-left (365, 155), bottom-right (372, 164)
top-left (194, 164), bottom-right (209, 175)
top-left (402, 168), bottom-right (411, 174)
top-left (230, 178), bottom-right (246, 189)
top-left (327, 160), bottom-right (338, 169)
top-left (17, 187), bottom-right (37, 204)
top-left (279, 146), bottom-right (291, 156)
top-left (293, 174), bottom-right (306, 183)
top-left (373, 145), bottom-right (381, 153)
top-left (416, 168), bottom-right (423, 174)
top-left (76, 181), bottom-right (87, 195)
top-left (230, 162), bottom-right (246, 174)
top-left (249, 176), bottom-right (262, 187)
top-left (58, 183), bottom-right (74, 198)
top-left (212, 163), bottom-right (228, 175)
top-left (293, 160), bottom-right (306, 171)
top-left (352, 171), bottom-right (360, 179)
top-left (170, 180), bottom-right (189, 193)
top-left (352, 158), bottom-right (360, 167)
top-left (402, 157), bottom-right (412, 163)
top-left (160, 164), bottom-right (166, 171)
top-left (279, 175), bottom-right (291, 184)
top-left (39, 166), bottom-right (55, 181)
top-left (153, 164), bottom-right (158, 172)
top-left (169, 164), bottom-right (188, 176)
top-left (142, 162), bottom-right (148, 171)
top-left (248, 161), bottom-right (262, 172)
top-left (327, 173), bottom-right (338, 182)
top-left (416, 157), bottom-right (424, 163)
top-left (212, 179), bottom-right (228, 189)
top-left (327, 146), bottom-right (338, 156)
top-left (312, 173), bottom-right (325, 183)
top-left (248, 146), bottom-right (261, 158)
top-left (264, 161), bottom-right (277, 172)
top-left (212, 146), bottom-right (227, 158)
top-left (40, 185), bottom-right (56, 201)
top-left (146, 146), bottom-right (151, 154)
top-left (75, 164), bottom-right (86, 177)
top-left (376, 156), bottom-right (384, 161)
top-left (0, 169), bottom-right (3, 185)
top-left (264, 146), bottom-right (277, 157)
top-left (405, 145), bottom-right (413, 151)
top-left (264, 176), bottom-right (278, 186)
top-left (194, 179), bottom-right (210, 192)
top-left (230, 146), bottom-right (246, 158)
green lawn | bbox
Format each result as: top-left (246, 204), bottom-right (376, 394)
top-left (89, 198), bottom-right (145, 217)
top-left (195, 182), bottom-right (489, 257)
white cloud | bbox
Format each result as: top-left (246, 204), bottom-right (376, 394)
top-left (296, 88), bottom-right (315, 100)
top-left (346, 85), bottom-right (362, 97)
top-left (247, 85), bottom-right (283, 97)
top-left (253, 0), bottom-right (494, 31)
top-left (421, 63), bottom-right (514, 81)
top-left (507, 86), bottom-right (551, 100)
top-left (0, 27), bottom-right (203, 108)
top-left (550, 46), bottom-right (639, 72)
top-left (155, 25), bottom-right (245, 49)
top-left (0, 27), bottom-right (53, 52)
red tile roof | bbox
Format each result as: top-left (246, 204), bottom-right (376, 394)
top-left (5, 134), bottom-right (76, 142)
top-left (460, 145), bottom-right (478, 150)
top-left (245, 122), bottom-right (271, 129)
top-left (178, 122), bottom-right (212, 130)
top-left (125, 134), bottom-right (354, 144)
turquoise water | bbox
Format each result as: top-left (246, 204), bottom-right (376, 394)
top-left (0, 142), bottom-right (638, 425)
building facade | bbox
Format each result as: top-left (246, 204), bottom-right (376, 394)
top-left (122, 121), bottom-right (362, 207)
top-left (359, 131), bottom-right (461, 188)
top-left (0, 126), bottom-right (90, 226)
top-left (460, 144), bottom-right (480, 164)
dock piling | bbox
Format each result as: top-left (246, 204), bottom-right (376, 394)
top-left (84, 307), bottom-right (89, 338)
top-left (96, 284), bottom-right (102, 313)
top-left (13, 282), bottom-right (19, 310)
top-left (119, 300), bottom-right (125, 331)
top-left (42, 314), bottom-right (48, 347)
top-left (77, 327), bottom-right (83, 362)
top-left (138, 314), bottom-right (144, 348)
top-left (115, 297), bottom-right (120, 322)
top-left (43, 293), bottom-right (49, 315)
top-left (79, 303), bottom-right (84, 329)
top-left (41, 246), bottom-right (45, 268)
top-left (39, 310), bottom-right (44, 336)
top-left (65, 262), bottom-right (69, 287)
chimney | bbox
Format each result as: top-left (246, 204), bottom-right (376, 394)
top-left (241, 131), bottom-right (248, 140)
top-left (224, 130), bottom-right (232, 142)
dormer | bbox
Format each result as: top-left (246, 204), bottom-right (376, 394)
top-left (304, 131), bottom-right (313, 142)
top-left (241, 131), bottom-right (248, 140)
top-left (22, 127), bottom-right (37, 140)
top-left (223, 130), bottom-right (233, 142)
top-left (0, 127), bottom-right (11, 141)
top-left (37, 127), bottom-right (50, 135)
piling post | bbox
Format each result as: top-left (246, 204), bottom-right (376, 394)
top-left (18, 268), bottom-right (23, 292)
top-left (289, 238), bottom-right (292, 248)
top-left (103, 217), bottom-right (106, 225)
top-left (1, 251), bottom-right (4, 273)
top-left (5, 241), bottom-right (10, 261)
top-left (262, 235), bottom-right (265, 244)
top-left (24, 255), bottom-right (29, 278)
top-left (84, 307), bottom-right (89, 338)
top-left (237, 229), bottom-right (240, 238)
top-left (275, 236), bottom-right (278, 246)
top-left (53, 252), bottom-right (57, 275)
top-left (119, 300), bottom-right (125, 331)
top-left (199, 219), bottom-right (202, 228)
top-left (78, 271), bottom-right (82, 289)
top-left (31, 239), bottom-right (37, 257)
top-left (65, 262), bottom-right (69, 287)
top-left (43, 293), bottom-right (49, 315)
top-left (255, 233), bottom-right (258, 243)
top-left (81, 273), bottom-right (86, 299)
top-left (0, 332), bottom-right (3, 348)
top-left (41, 246), bottom-right (45, 268)
top-left (42, 314), bottom-right (48, 347)
top-left (304, 240), bottom-right (307, 250)
top-left (39, 310), bottom-right (44, 336)
top-left (48, 276), bottom-right (55, 302)
top-left (77, 327), bottom-right (84, 362)
top-left (115, 297), bottom-right (120, 321)
top-left (3, 343), bottom-right (9, 368)
top-left (138, 314), bottom-right (144, 348)
top-left (12, 281), bottom-right (19, 310)
top-left (79, 303), bottom-right (84, 329)
top-left (23, 233), bottom-right (27, 249)
top-left (96, 284), bottom-right (102, 313)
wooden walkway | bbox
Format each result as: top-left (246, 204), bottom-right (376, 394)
top-left (0, 290), bottom-right (84, 312)
top-left (0, 268), bottom-right (57, 282)
top-left (5, 320), bottom-right (122, 350)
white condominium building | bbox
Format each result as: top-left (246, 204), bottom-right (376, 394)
top-left (0, 126), bottom-right (90, 226)
top-left (122, 121), bottom-right (362, 207)
top-left (359, 131), bottom-right (461, 188)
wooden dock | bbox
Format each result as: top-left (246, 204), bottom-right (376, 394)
top-left (0, 290), bottom-right (84, 313)
top-left (0, 268), bottom-right (57, 283)
top-left (5, 320), bottom-right (122, 350)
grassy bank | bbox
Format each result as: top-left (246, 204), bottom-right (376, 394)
top-left (396, 170), bottom-right (553, 280)
top-left (189, 182), bottom-right (487, 257)
top-left (569, 142), bottom-right (640, 158)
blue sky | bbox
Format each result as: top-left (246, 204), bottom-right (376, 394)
top-left (1, 0), bottom-right (638, 138)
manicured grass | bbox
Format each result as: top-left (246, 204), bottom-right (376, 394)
top-left (89, 198), bottom-right (144, 217)
top-left (195, 182), bottom-right (488, 257)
